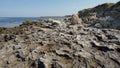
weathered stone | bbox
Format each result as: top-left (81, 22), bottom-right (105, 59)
top-left (51, 62), bottom-right (62, 68)
top-left (71, 14), bottom-right (82, 25)
top-left (0, 1), bottom-right (120, 68)
top-left (94, 23), bottom-right (102, 28)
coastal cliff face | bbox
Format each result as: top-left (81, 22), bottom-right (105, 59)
top-left (0, 1), bottom-right (120, 68)
top-left (78, 1), bottom-right (120, 29)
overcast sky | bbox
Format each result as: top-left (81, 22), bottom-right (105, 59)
top-left (0, 0), bottom-right (119, 17)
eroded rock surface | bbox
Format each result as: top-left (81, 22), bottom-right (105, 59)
top-left (0, 1), bottom-right (120, 68)
top-left (0, 19), bottom-right (119, 68)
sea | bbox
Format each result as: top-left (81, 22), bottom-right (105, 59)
top-left (0, 17), bottom-right (64, 28)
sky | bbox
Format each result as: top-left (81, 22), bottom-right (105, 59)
top-left (0, 0), bottom-right (119, 17)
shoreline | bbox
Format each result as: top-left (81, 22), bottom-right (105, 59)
top-left (0, 1), bottom-right (120, 68)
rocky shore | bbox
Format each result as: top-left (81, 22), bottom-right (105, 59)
top-left (0, 1), bottom-right (120, 68)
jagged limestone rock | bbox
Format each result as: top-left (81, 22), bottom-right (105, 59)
top-left (0, 1), bottom-right (120, 68)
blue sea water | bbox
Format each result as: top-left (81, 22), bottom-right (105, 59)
top-left (0, 17), bottom-right (40, 28)
top-left (0, 17), bottom-right (65, 28)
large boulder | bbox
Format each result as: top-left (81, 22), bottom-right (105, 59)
top-left (71, 14), bottom-right (82, 25)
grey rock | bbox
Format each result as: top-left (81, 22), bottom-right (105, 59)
top-left (94, 23), bottom-right (102, 28)
top-left (51, 62), bottom-right (62, 68)
top-left (0, 1), bottom-right (120, 68)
